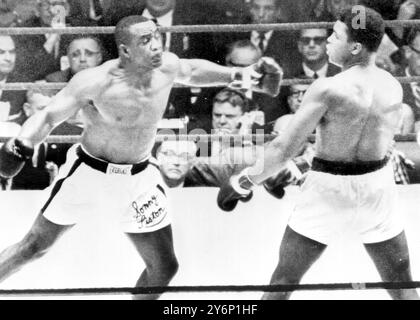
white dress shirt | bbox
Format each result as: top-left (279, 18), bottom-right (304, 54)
top-left (251, 30), bottom-right (273, 52)
top-left (302, 62), bottom-right (329, 78)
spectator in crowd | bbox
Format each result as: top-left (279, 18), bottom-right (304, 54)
top-left (0, 35), bottom-right (27, 122)
top-left (211, 88), bottom-right (254, 136)
top-left (290, 28), bottom-right (341, 79)
top-left (45, 35), bottom-right (104, 82)
top-left (191, 40), bottom-right (264, 131)
top-left (397, 26), bottom-right (420, 130)
top-left (15, 0), bottom-right (74, 81)
top-left (273, 81), bottom-right (311, 133)
top-left (156, 140), bottom-right (197, 188)
top-left (216, 0), bottom-right (300, 75)
top-left (244, 0), bottom-right (300, 74)
top-left (0, 0), bottom-right (19, 27)
top-left (66, 0), bottom-right (141, 27)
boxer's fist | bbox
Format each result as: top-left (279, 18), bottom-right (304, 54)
top-left (263, 159), bottom-right (309, 199)
top-left (217, 170), bottom-right (255, 212)
top-left (253, 57), bottom-right (283, 97)
top-left (0, 138), bottom-right (34, 178)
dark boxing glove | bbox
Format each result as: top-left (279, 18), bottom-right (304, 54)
top-left (217, 169), bottom-right (255, 212)
top-left (263, 160), bottom-right (308, 199)
top-left (253, 57), bottom-right (283, 97)
top-left (0, 138), bottom-right (34, 178)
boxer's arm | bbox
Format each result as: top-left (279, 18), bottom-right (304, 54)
top-left (216, 79), bottom-right (329, 211)
top-left (18, 73), bottom-right (88, 146)
top-left (175, 58), bottom-right (282, 97)
top-left (247, 79), bottom-right (330, 184)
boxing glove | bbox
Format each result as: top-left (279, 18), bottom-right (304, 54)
top-left (263, 159), bottom-right (309, 199)
top-left (0, 138), bottom-right (34, 178)
top-left (253, 57), bottom-right (283, 97)
top-left (217, 169), bottom-right (255, 212)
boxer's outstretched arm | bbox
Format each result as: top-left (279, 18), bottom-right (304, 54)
top-left (247, 79), bottom-right (330, 184)
top-left (18, 72), bottom-right (90, 146)
top-left (175, 57), bottom-right (282, 97)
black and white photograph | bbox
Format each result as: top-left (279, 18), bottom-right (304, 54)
top-left (0, 0), bottom-right (420, 306)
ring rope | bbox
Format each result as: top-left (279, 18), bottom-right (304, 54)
top-left (1, 20), bottom-right (420, 35)
top-left (0, 134), bottom-right (417, 144)
top-left (0, 281), bottom-right (419, 296)
top-left (2, 76), bottom-right (420, 91)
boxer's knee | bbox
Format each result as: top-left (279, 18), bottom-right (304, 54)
top-left (147, 255), bottom-right (179, 281)
top-left (19, 232), bottom-right (54, 261)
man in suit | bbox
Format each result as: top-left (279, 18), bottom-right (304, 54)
top-left (155, 140), bottom-right (197, 188)
top-left (0, 35), bottom-right (26, 121)
top-left (45, 35), bottom-right (104, 83)
top-left (15, 0), bottom-right (74, 81)
top-left (218, 0), bottom-right (300, 75)
top-left (397, 26), bottom-right (420, 130)
top-left (289, 28), bottom-right (341, 79)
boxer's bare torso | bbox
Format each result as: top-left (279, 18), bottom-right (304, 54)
top-left (314, 65), bottom-right (402, 162)
top-left (78, 56), bottom-right (178, 163)
top-left (21, 52), bottom-right (184, 164)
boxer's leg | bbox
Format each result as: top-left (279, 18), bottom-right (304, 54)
top-left (0, 212), bottom-right (73, 283)
top-left (364, 232), bottom-right (419, 300)
top-left (262, 226), bottom-right (327, 300)
top-left (126, 225), bottom-right (179, 300)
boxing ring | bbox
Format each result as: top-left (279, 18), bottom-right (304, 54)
top-left (1, 17), bottom-right (420, 300)
top-left (0, 186), bottom-right (419, 300)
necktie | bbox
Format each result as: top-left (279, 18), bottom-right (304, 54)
top-left (313, 72), bottom-right (319, 79)
top-left (92, 0), bottom-right (103, 18)
top-left (258, 32), bottom-right (266, 52)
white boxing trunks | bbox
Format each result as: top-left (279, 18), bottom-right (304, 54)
top-left (40, 144), bottom-right (171, 233)
top-left (288, 157), bottom-right (404, 245)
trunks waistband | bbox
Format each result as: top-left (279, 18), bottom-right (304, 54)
top-left (311, 157), bottom-right (389, 176)
top-left (76, 146), bottom-right (150, 175)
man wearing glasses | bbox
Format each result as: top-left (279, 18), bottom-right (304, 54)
top-left (291, 28), bottom-right (341, 79)
top-left (45, 35), bottom-right (104, 82)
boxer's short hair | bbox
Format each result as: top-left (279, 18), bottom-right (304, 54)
top-left (115, 15), bottom-right (152, 47)
top-left (339, 6), bottom-right (385, 52)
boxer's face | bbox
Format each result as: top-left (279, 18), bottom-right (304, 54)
top-left (0, 36), bottom-right (16, 77)
top-left (68, 38), bottom-right (103, 74)
top-left (212, 102), bottom-right (244, 134)
top-left (298, 29), bottom-right (329, 64)
top-left (125, 21), bottom-right (163, 70)
top-left (326, 21), bottom-right (353, 67)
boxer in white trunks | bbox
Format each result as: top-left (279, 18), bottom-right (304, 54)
top-left (217, 6), bottom-right (419, 300)
top-left (0, 15), bottom-right (282, 299)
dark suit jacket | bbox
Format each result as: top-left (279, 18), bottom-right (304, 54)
top-left (287, 62), bottom-right (341, 79)
top-left (1, 72), bottom-right (27, 118)
top-left (397, 68), bottom-right (420, 122)
top-left (67, 0), bottom-right (117, 26)
top-left (45, 68), bottom-right (73, 83)
top-left (15, 17), bottom-right (73, 81)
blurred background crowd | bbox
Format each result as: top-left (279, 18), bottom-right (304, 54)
top-left (1, 0), bottom-right (420, 191)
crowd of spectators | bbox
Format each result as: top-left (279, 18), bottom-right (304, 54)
top-left (1, 0), bottom-right (420, 190)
